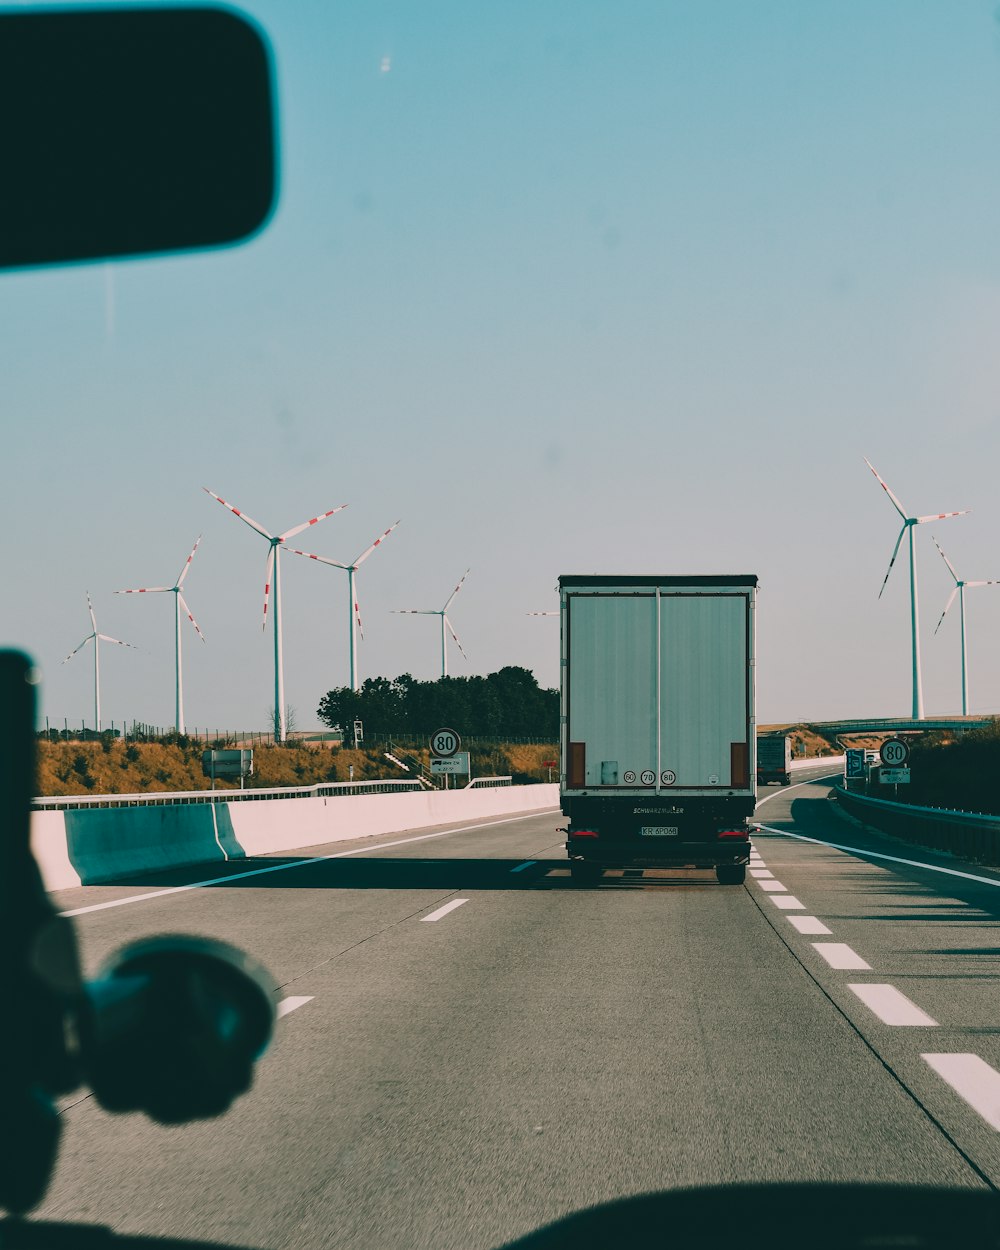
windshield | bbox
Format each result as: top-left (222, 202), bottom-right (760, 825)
top-left (5, 2), bottom-right (1000, 1247)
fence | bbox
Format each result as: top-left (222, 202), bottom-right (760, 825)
top-left (834, 783), bottom-right (1000, 867)
top-left (32, 777), bottom-right (421, 812)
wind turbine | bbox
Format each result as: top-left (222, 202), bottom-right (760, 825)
top-left (931, 536), bottom-right (1000, 717)
top-left (116, 536), bottom-right (206, 735)
top-left (203, 489), bottom-right (347, 741)
top-left (62, 593), bottom-right (135, 733)
top-left (865, 458), bottom-right (970, 720)
top-left (288, 520), bottom-right (401, 691)
top-left (394, 569), bottom-right (470, 678)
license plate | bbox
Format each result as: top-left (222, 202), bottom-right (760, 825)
top-left (640, 826), bottom-right (679, 837)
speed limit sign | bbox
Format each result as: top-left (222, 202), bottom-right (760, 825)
top-left (879, 738), bottom-right (909, 767)
top-left (430, 727), bottom-right (461, 757)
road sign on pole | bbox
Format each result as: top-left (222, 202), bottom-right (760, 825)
top-left (430, 752), bottom-right (469, 775)
top-left (880, 767), bottom-right (911, 784)
top-left (880, 738), bottom-right (910, 767)
top-left (845, 749), bottom-right (866, 778)
top-left (430, 727), bottom-right (460, 757)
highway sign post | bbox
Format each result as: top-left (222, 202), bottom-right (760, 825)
top-left (880, 738), bottom-right (910, 767)
top-left (880, 768), bottom-right (910, 785)
top-left (430, 728), bottom-right (460, 757)
top-left (430, 752), bottom-right (470, 776)
top-left (845, 749), bottom-right (865, 778)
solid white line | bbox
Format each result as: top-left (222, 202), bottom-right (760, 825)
top-left (788, 915), bottom-right (832, 935)
top-left (759, 880), bottom-right (786, 892)
top-left (755, 771), bottom-right (843, 808)
top-left (812, 942), bottom-right (871, 971)
top-left (756, 823), bottom-right (1000, 891)
top-left (922, 1054), bottom-right (1000, 1131)
top-left (750, 868), bottom-right (773, 878)
top-left (420, 898), bottom-right (469, 922)
top-left (510, 861), bottom-right (536, 873)
top-left (276, 996), bottom-right (313, 1018)
top-left (771, 895), bottom-right (805, 910)
top-left (59, 813), bottom-right (552, 918)
top-left (848, 984), bottom-right (938, 1027)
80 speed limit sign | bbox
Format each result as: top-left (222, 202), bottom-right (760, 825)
top-left (879, 738), bottom-right (910, 767)
top-left (430, 728), bottom-right (461, 757)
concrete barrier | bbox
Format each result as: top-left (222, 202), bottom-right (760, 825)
top-left (32, 784), bottom-right (560, 891)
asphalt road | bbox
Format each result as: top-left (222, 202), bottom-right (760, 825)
top-left (26, 766), bottom-right (1000, 1248)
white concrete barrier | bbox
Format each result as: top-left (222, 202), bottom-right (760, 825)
top-left (32, 784), bottom-right (561, 892)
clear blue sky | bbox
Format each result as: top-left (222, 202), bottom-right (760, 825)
top-left (4, 0), bottom-right (1000, 731)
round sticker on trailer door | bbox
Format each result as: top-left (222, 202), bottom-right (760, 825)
top-left (661, 770), bottom-right (676, 785)
top-left (640, 770), bottom-right (655, 785)
top-left (622, 770), bottom-right (636, 784)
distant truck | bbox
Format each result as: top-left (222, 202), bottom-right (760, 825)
top-left (559, 575), bottom-right (757, 886)
top-left (756, 734), bottom-right (792, 786)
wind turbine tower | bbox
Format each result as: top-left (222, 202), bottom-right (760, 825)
top-left (289, 520), bottom-right (401, 691)
top-left (865, 458), bottom-right (969, 720)
top-left (116, 535), bottom-right (206, 734)
top-left (932, 536), bottom-right (1000, 717)
top-left (394, 569), bottom-right (471, 678)
top-left (204, 489), bottom-right (347, 741)
top-left (62, 593), bottom-right (135, 732)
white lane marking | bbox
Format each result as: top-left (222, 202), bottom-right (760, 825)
top-left (510, 861), bottom-right (536, 873)
top-left (848, 984), bottom-right (938, 1027)
top-left (771, 895), bottom-right (805, 910)
top-left (755, 771), bottom-right (843, 808)
top-left (812, 942), bottom-right (871, 971)
top-left (421, 898), bottom-right (469, 922)
top-left (277, 996), bottom-right (313, 1018)
top-left (923, 1054), bottom-right (1000, 1131)
top-left (750, 868), bottom-right (773, 878)
top-left (757, 823), bottom-right (1000, 891)
top-left (59, 813), bottom-right (552, 918)
top-left (788, 915), bottom-right (832, 935)
top-left (759, 880), bottom-right (786, 892)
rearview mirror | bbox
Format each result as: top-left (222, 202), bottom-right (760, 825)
top-left (0, 6), bottom-right (276, 269)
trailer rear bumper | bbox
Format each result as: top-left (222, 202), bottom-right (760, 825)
top-left (566, 836), bottom-right (751, 868)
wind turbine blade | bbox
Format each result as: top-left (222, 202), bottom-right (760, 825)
top-left (87, 592), bottom-right (97, 631)
top-left (864, 458), bottom-right (908, 520)
top-left (178, 593), bottom-right (206, 642)
top-left (115, 586), bottom-right (171, 594)
top-left (392, 609), bottom-right (436, 615)
top-left (279, 504), bottom-right (348, 542)
top-left (97, 635), bottom-right (137, 649)
top-left (915, 509), bottom-right (971, 525)
top-left (444, 615), bottom-right (468, 661)
top-left (62, 636), bottom-right (93, 663)
top-left (966, 580), bottom-right (1000, 588)
top-left (353, 520), bottom-right (401, 568)
top-left (878, 526), bottom-right (907, 600)
top-left (443, 568), bottom-right (470, 612)
top-left (203, 488), bottom-right (274, 541)
top-left (176, 534), bottom-right (203, 588)
top-left (931, 535), bottom-right (960, 585)
top-left (526, 611), bottom-right (558, 616)
top-left (286, 547), bottom-right (349, 569)
top-left (263, 547), bottom-right (275, 631)
top-left (354, 589), bottom-right (365, 642)
top-left (934, 588), bottom-right (958, 635)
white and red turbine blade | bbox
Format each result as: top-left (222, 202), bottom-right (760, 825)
top-left (176, 534), bottom-right (203, 588)
top-left (62, 635), bottom-right (93, 664)
top-left (864, 458), bottom-right (908, 521)
top-left (526, 611), bottom-right (558, 616)
top-left (353, 520), bottom-right (401, 568)
top-left (934, 588), bottom-right (958, 636)
top-left (178, 593), bottom-right (206, 642)
top-left (931, 536), bottom-right (960, 585)
top-left (287, 547), bottom-right (348, 569)
top-left (916, 509), bottom-right (971, 525)
top-left (98, 635), bottom-right (136, 650)
top-left (263, 548), bottom-right (275, 631)
top-left (86, 592), bottom-right (97, 632)
top-left (203, 488), bottom-right (274, 541)
top-left (116, 586), bottom-right (170, 595)
top-left (966, 580), bottom-right (1000, 588)
top-left (354, 591), bottom-right (365, 641)
top-left (443, 568), bottom-right (470, 613)
top-left (279, 504), bottom-right (348, 543)
top-left (878, 526), bottom-right (907, 600)
top-left (445, 615), bottom-right (468, 661)
top-left (392, 609), bottom-right (435, 615)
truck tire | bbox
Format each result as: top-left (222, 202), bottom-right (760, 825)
top-left (570, 861), bottom-right (602, 885)
top-left (715, 865), bottom-right (746, 886)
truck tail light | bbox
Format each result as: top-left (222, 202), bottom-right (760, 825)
top-left (716, 828), bottom-right (746, 839)
top-left (571, 830), bottom-right (599, 839)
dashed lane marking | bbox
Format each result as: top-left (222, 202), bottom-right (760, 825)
top-left (812, 943), bottom-right (871, 971)
top-left (759, 880), bottom-right (786, 892)
top-left (848, 984), bottom-right (938, 1027)
top-left (276, 996), bottom-right (314, 1018)
top-left (420, 899), bottom-right (469, 922)
top-left (787, 915), bottom-right (832, 935)
top-left (750, 869), bottom-right (773, 878)
top-left (923, 1054), bottom-right (1000, 1131)
top-left (770, 895), bottom-right (805, 910)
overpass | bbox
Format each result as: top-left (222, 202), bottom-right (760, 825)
top-left (794, 716), bottom-right (996, 735)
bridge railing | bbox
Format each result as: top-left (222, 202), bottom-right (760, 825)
top-left (32, 778), bottom-right (423, 813)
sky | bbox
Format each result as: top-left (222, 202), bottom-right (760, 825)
top-left (4, 0), bottom-right (1000, 732)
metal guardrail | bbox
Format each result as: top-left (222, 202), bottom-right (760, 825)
top-left (32, 778), bottom-right (423, 813)
top-left (465, 776), bottom-right (512, 788)
top-left (834, 783), bottom-right (1000, 866)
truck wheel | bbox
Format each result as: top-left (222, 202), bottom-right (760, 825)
top-left (570, 861), bottom-right (602, 885)
top-left (716, 865), bottom-right (746, 886)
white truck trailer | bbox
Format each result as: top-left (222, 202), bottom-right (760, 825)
top-left (559, 575), bottom-right (757, 885)
top-left (756, 734), bottom-right (792, 786)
